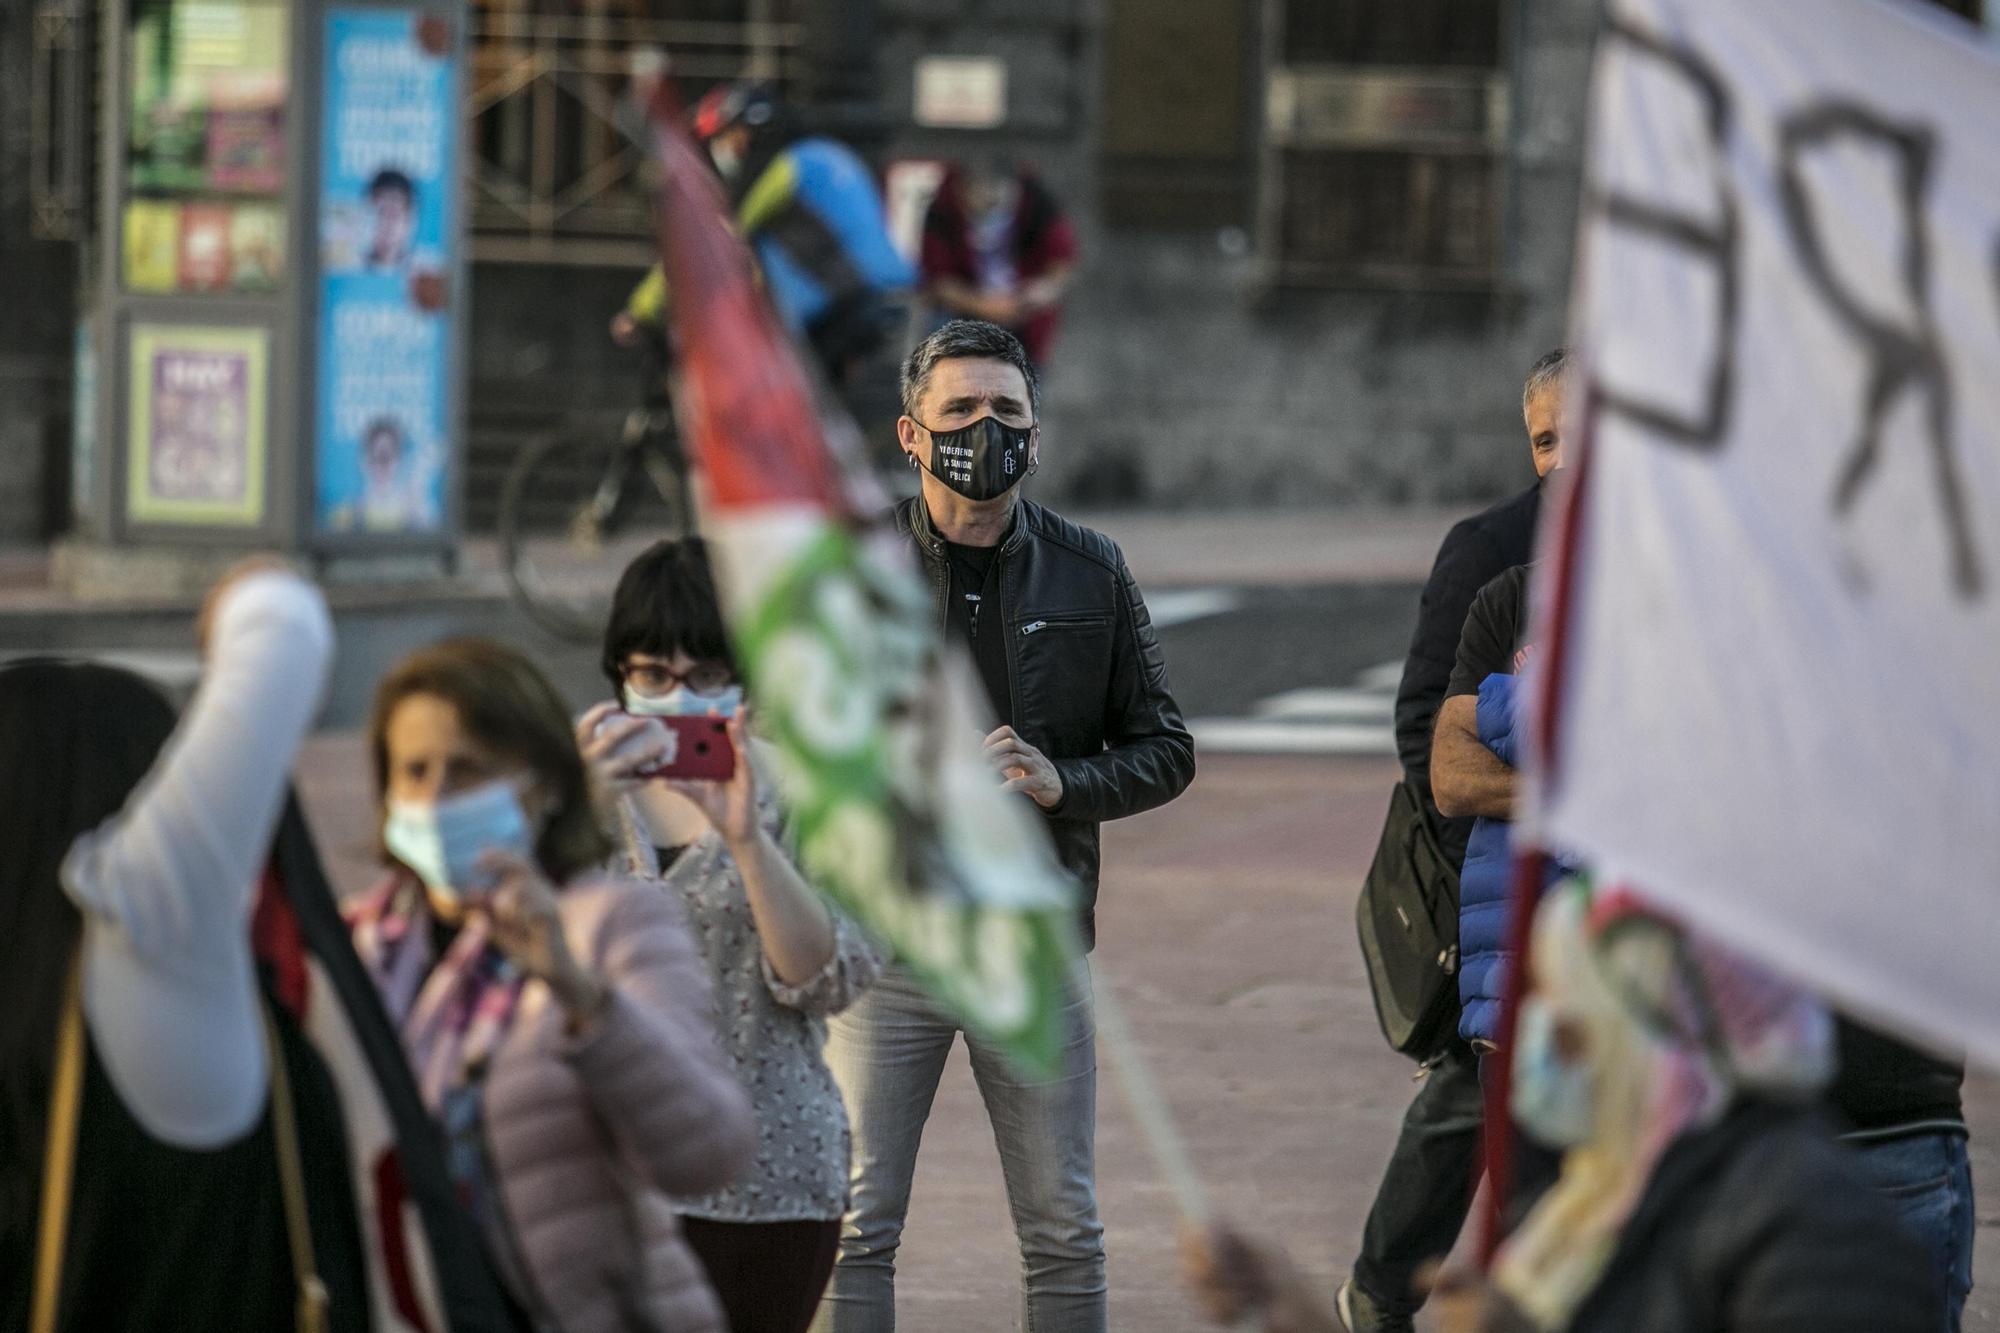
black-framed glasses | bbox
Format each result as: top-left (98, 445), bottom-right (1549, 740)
top-left (621, 658), bottom-right (735, 696)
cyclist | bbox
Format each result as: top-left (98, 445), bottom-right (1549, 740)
top-left (612, 83), bottom-right (912, 446)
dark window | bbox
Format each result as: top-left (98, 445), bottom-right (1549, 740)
top-left (1285, 0), bottom-right (1504, 67)
top-left (1278, 149), bottom-right (1498, 281)
top-left (1099, 0), bottom-right (1253, 229)
top-left (1262, 0), bottom-right (1508, 288)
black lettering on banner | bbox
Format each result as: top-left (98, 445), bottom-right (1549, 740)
top-left (1586, 20), bottom-right (1739, 448)
top-left (1777, 104), bottom-right (1981, 599)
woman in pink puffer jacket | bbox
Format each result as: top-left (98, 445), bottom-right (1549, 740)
top-left (349, 639), bottom-right (756, 1331)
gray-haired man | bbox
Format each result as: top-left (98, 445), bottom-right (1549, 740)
top-left (814, 321), bottom-right (1195, 1332)
top-left (1339, 349), bottom-right (1568, 1332)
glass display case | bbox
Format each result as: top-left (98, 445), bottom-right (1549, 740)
top-left (75, 0), bottom-right (467, 567)
top-left (122, 0), bottom-right (288, 296)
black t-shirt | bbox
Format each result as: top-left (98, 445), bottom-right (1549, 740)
top-left (1446, 563), bottom-right (1533, 700)
top-left (1831, 1016), bottom-right (1965, 1135)
top-left (944, 540), bottom-right (1013, 726)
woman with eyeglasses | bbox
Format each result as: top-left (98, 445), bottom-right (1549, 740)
top-left (348, 637), bottom-right (757, 1332)
top-left (578, 538), bottom-right (882, 1333)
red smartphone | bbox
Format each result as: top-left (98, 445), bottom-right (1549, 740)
top-left (634, 714), bottom-right (736, 782)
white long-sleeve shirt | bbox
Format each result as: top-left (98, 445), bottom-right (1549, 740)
top-left (59, 571), bottom-right (334, 1148)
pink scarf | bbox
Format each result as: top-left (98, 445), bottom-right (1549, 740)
top-left (346, 874), bottom-right (536, 1308)
top-left (347, 875), bottom-right (526, 1110)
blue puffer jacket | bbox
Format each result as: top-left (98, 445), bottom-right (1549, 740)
top-left (1455, 672), bottom-right (1559, 1045)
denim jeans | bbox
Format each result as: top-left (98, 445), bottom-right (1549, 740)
top-left (1848, 1130), bottom-right (1976, 1331)
top-left (1349, 1040), bottom-right (1484, 1316)
top-left (812, 963), bottom-right (1104, 1333)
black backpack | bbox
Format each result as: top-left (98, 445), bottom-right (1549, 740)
top-left (1355, 778), bottom-right (1462, 1060)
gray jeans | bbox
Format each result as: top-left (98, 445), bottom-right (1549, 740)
top-left (812, 962), bottom-right (1104, 1333)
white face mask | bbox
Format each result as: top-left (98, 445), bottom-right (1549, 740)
top-left (623, 682), bottom-right (742, 719)
top-left (382, 778), bottom-right (536, 905)
top-left (1510, 996), bottom-right (1597, 1150)
top-left (708, 139), bottom-right (744, 182)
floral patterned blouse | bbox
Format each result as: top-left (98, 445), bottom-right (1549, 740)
top-left (616, 775), bottom-right (883, 1223)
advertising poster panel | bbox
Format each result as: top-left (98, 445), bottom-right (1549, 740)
top-left (125, 0), bottom-right (288, 297)
top-left (316, 8), bottom-right (456, 537)
top-left (126, 322), bottom-right (268, 527)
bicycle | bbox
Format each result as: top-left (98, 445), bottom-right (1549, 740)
top-left (499, 336), bottom-right (693, 641)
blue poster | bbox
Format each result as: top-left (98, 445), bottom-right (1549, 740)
top-left (316, 10), bottom-right (455, 536)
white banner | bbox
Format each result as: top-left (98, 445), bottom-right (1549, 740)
top-left (1528, 0), bottom-right (2000, 1065)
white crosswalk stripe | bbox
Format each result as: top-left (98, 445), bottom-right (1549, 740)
top-left (1190, 661), bottom-right (1400, 756)
top-left (1146, 588), bottom-right (1241, 629)
top-left (1353, 659), bottom-right (1404, 691)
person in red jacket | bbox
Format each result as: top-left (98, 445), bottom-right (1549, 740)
top-left (919, 159), bottom-right (1078, 369)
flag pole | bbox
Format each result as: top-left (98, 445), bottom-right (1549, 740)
top-left (1091, 962), bottom-right (1211, 1230)
top-left (1100, 971), bottom-right (1287, 1333)
top-left (1478, 389), bottom-right (1597, 1265)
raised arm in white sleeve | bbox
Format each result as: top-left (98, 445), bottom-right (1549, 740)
top-left (60, 570), bottom-right (335, 1148)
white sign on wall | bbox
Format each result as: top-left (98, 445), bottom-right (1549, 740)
top-left (884, 158), bottom-right (947, 264)
top-left (914, 56), bottom-right (1008, 129)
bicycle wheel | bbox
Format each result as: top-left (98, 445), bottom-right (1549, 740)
top-left (499, 427), bottom-right (688, 642)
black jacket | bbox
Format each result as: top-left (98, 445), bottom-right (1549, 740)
top-left (898, 497), bottom-right (1196, 948)
top-left (1394, 484), bottom-right (1540, 865)
top-left (1571, 1102), bottom-right (1938, 1333)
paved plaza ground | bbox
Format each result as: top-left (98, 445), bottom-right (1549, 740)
top-left (12, 500), bottom-right (1989, 1331)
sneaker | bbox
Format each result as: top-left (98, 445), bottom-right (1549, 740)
top-left (1337, 1277), bottom-right (1415, 1333)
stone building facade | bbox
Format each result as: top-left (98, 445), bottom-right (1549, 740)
top-left (870, 0), bottom-right (1599, 506)
top-left (10, 0), bottom-right (1996, 543)
top-left (0, 0), bottom-right (88, 544)
top-left (0, 0), bottom-right (1595, 544)
top-left (472, 0), bottom-right (1601, 516)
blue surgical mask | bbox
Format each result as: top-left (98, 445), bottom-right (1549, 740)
top-left (1510, 997), bottom-right (1597, 1150)
top-left (383, 779), bottom-right (536, 905)
top-left (623, 682), bottom-right (743, 719)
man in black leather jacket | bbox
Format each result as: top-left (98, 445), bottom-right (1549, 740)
top-left (817, 320), bottom-right (1194, 1333)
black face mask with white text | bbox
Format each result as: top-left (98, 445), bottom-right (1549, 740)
top-left (914, 416), bottom-right (1035, 502)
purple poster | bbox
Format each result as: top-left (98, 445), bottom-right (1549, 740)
top-left (150, 349), bottom-right (249, 502)
top-left (127, 322), bottom-right (268, 527)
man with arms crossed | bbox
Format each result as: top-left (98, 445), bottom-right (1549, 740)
top-left (1338, 349), bottom-right (1569, 1332)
